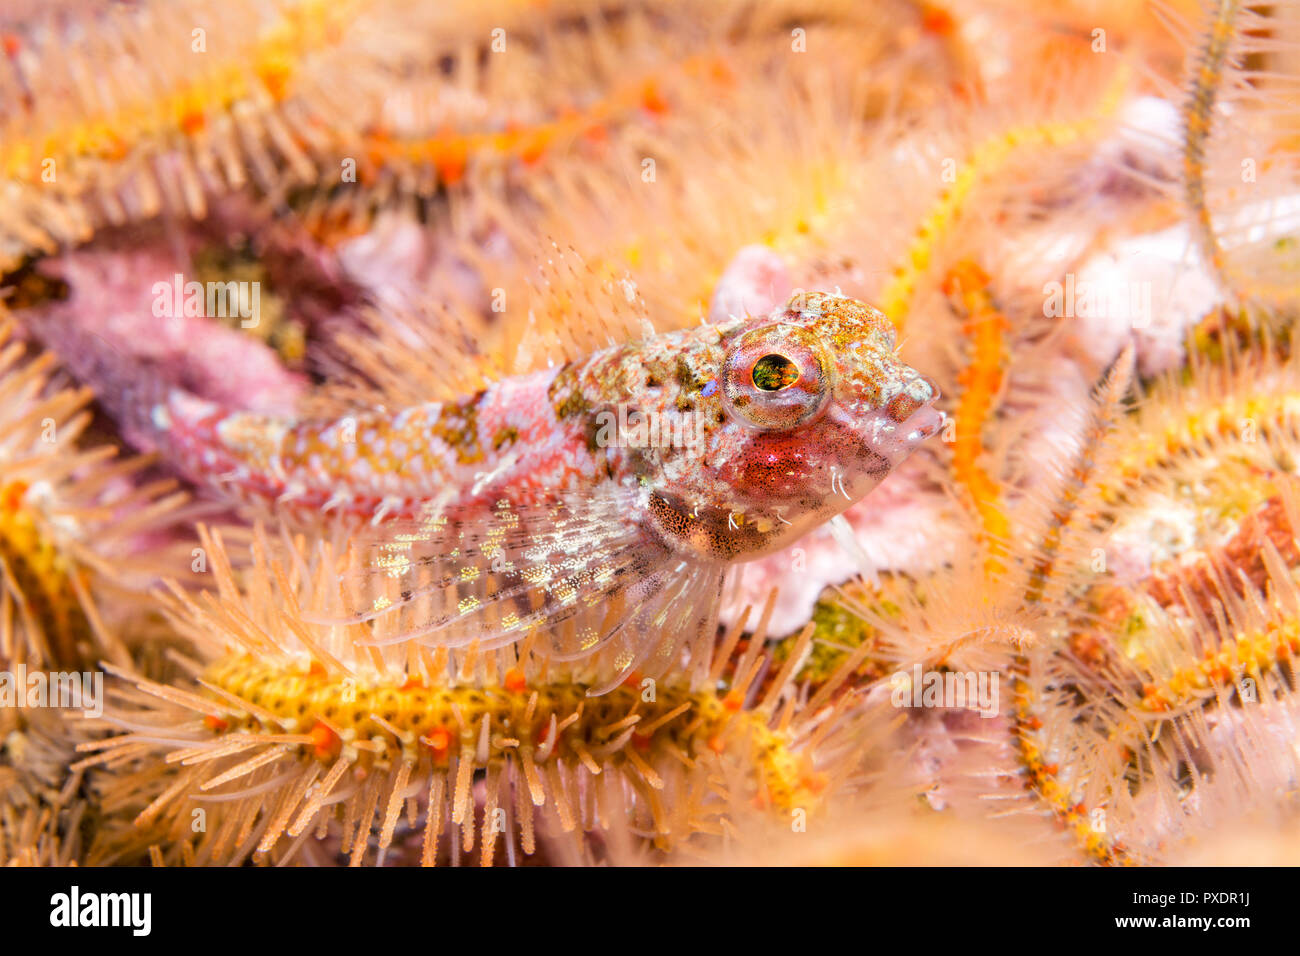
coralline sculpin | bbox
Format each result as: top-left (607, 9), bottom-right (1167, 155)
top-left (148, 291), bottom-right (941, 692)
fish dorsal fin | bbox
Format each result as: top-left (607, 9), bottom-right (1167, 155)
top-left (324, 241), bottom-right (657, 413)
top-left (325, 298), bottom-right (500, 411)
top-left (514, 241), bottom-right (657, 369)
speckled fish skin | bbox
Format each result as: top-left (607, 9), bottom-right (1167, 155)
top-left (155, 291), bottom-right (941, 554)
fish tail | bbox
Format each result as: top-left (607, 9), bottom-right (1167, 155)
top-left (25, 309), bottom-right (279, 497)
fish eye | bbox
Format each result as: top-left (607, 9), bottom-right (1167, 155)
top-left (752, 354), bottom-right (800, 391)
top-left (722, 324), bottom-right (832, 430)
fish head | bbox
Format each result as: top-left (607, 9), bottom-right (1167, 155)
top-left (640, 291), bottom-right (941, 562)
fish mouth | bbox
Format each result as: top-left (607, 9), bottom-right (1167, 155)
top-left (888, 373), bottom-right (942, 442)
top-left (898, 402), bottom-right (944, 442)
top-left (828, 400), bottom-right (943, 470)
top-left (829, 371), bottom-right (943, 467)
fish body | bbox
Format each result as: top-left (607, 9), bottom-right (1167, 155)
top-left (151, 291), bottom-right (941, 687)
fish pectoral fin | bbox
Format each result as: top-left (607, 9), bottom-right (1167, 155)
top-left (306, 487), bottom-right (724, 680)
top-left (580, 558), bottom-right (727, 696)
